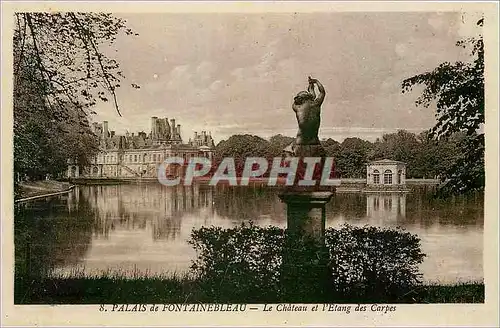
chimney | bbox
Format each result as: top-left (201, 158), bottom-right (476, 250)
top-left (103, 121), bottom-right (109, 139)
top-left (170, 119), bottom-right (176, 136)
top-left (110, 131), bottom-right (115, 137)
top-left (151, 117), bottom-right (158, 137)
top-left (163, 118), bottom-right (170, 137)
top-left (177, 124), bottom-right (181, 138)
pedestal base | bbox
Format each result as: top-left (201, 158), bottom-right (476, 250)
top-left (278, 191), bottom-right (334, 242)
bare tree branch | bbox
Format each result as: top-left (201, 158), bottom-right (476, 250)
top-left (14, 14), bottom-right (28, 77)
top-left (69, 12), bottom-right (122, 116)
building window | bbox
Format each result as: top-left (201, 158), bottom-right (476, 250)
top-left (129, 155), bottom-right (132, 162)
top-left (398, 170), bottom-right (402, 184)
top-left (134, 155), bottom-right (138, 162)
top-left (373, 170), bottom-right (380, 184)
top-left (153, 154), bottom-right (156, 162)
top-left (384, 170), bottom-right (393, 185)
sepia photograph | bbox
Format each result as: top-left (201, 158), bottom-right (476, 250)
top-left (1, 1), bottom-right (498, 327)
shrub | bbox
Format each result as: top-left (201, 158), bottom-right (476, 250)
top-left (188, 223), bottom-right (285, 302)
top-left (325, 224), bottom-right (425, 302)
top-left (188, 223), bottom-right (425, 302)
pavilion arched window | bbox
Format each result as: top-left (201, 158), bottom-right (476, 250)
top-left (384, 169), bottom-right (393, 185)
top-left (373, 169), bottom-right (380, 184)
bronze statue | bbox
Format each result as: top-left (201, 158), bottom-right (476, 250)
top-left (293, 76), bottom-right (325, 149)
top-left (291, 77), bottom-right (328, 186)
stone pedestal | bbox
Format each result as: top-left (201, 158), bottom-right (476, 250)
top-left (278, 191), bottom-right (334, 301)
top-left (278, 191), bottom-right (334, 242)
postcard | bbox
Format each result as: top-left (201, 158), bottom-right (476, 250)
top-left (1, 1), bottom-right (498, 327)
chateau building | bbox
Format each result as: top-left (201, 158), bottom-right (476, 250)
top-left (67, 117), bottom-right (215, 179)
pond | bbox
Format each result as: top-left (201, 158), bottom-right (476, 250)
top-left (15, 183), bottom-right (483, 284)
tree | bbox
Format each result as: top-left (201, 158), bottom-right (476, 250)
top-left (214, 135), bottom-right (271, 175)
top-left (402, 18), bottom-right (484, 195)
top-left (369, 130), bottom-right (422, 177)
top-left (411, 130), bottom-right (463, 180)
top-left (322, 138), bottom-right (341, 159)
top-left (13, 13), bottom-right (137, 182)
top-left (268, 134), bottom-right (295, 157)
top-left (335, 137), bottom-right (373, 178)
top-left (14, 13), bottom-right (138, 114)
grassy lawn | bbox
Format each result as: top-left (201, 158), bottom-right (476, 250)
top-left (15, 273), bottom-right (484, 304)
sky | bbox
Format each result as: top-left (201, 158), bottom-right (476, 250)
top-left (93, 11), bottom-right (483, 143)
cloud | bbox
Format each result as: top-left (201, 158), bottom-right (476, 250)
top-left (395, 43), bottom-right (409, 58)
top-left (196, 61), bottom-right (217, 82)
top-left (209, 80), bottom-right (223, 92)
top-left (427, 15), bottom-right (446, 31)
top-left (92, 13), bottom-right (470, 142)
top-left (170, 64), bottom-right (191, 79)
top-left (230, 67), bottom-right (244, 79)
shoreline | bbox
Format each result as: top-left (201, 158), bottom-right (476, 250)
top-left (68, 177), bottom-right (439, 192)
top-left (15, 180), bottom-right (75, 203)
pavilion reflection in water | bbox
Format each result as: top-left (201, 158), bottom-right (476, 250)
top-left (66, 184), bottom-right (215, 241)
top-left (365, 193), bottom-right (406, 224)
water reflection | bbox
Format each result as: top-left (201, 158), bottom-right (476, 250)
top-left (15, 184), bottom-right (483, 283)
top-left (80, 184), bottom-right (215, 241)
top-left (15, 190), bottom-right (96, 277)
top-left (366, 193), bottom-right (406, 220)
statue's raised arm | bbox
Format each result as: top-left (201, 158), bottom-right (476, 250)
top-left (308, 77), bottom-right (325, 106)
